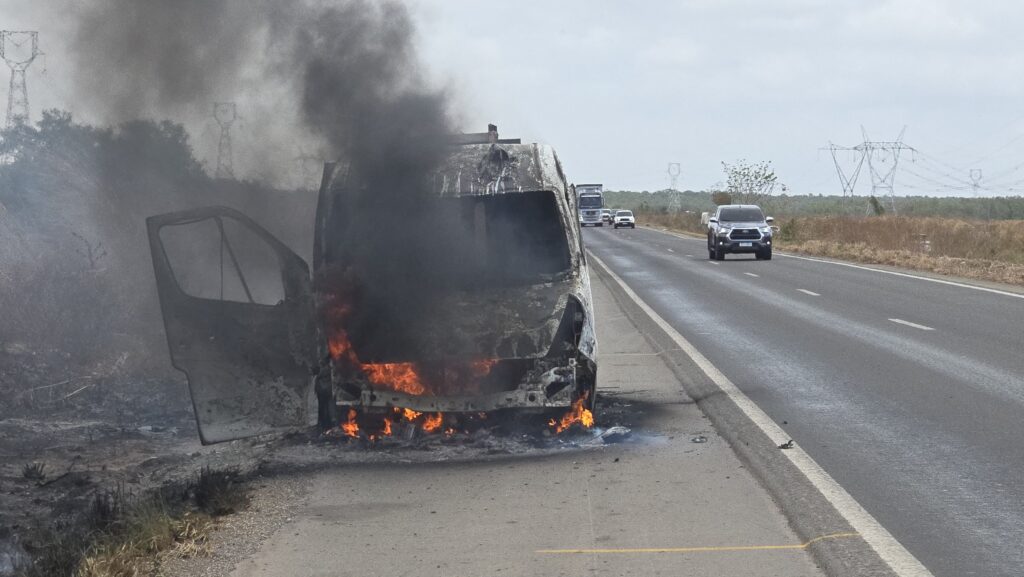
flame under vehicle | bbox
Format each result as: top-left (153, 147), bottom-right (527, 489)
top-left (146, 127), bottom-right (597, 444)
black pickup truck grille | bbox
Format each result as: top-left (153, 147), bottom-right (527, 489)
top-left (729, 229), bottom-right (761, 240)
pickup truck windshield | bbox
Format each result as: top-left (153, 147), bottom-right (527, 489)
top-left (718, 207), bottom-right (764, 222)
top-left (579, 195), bottom-right (603, 209)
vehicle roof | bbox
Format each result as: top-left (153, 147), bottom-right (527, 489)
top-left (718, 204), bottom-right (763, 210)
top-left (432, 143), bottom-right (567, 198)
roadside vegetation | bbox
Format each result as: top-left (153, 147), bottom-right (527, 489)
top-left (638, 210), bottom-right (1024, 286)
top-left (19, 468), bottom-right (248, 577)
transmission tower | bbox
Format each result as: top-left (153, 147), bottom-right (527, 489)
top-left (667, 162), bottom-right (681, 191)
top-left (824, 143), bottom-right (866, 212)
top-left (213, 102), bottom-right (236, 179)
top-left (969, 168), bottom-right (992, 220)
top-left (858, 127), bottom-right (913, 216)
top-left (1, 31), bottom-right (41, 128)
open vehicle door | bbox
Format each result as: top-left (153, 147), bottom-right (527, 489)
top-left (147, 206), bottom-right (316, 444)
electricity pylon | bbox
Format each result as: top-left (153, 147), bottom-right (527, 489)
top-left (1, 31), bottom-right (41, 128)
top-left (213, 102), bottom-right (237, 179)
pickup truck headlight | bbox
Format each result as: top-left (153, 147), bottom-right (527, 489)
top-left (758, 226), bottom-right (772, 234)
top-left (718, 228), bottom-right (732, 236)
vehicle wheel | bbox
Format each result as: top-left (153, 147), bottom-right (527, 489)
top-left (762, 247), bottom-right (772, 260)
top-left (715, 248), bottom-right (725, 260)
top-left (630, 224), bottom-right (635, 228)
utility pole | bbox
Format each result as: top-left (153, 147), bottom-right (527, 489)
top-left (213, 102), bottom-right (236, 179)
top-left (858, 127), bottom-right (913, 216)
top-left (1, 31), bottom-right (41, 128)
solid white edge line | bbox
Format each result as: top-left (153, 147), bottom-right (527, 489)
top-left (797, 289), bottom-right (821, 296)
top-left (744, 272), bottom-right (760, 277)
top-left (776, 254), bottom-right (1024, 300)
top-left (589, 251), bottom-right (933, 577)
top-left (888, 318), bottom-right (935, 331)
top-left (641, 225), bottom-right (1024, 300)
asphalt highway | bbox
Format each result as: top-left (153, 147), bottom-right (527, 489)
top-left (584, 225), bottom-right (1024, 577)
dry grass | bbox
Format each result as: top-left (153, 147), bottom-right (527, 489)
top-left (637, 211), bottom-right (1024, 286)
top-left (19, 469), bottom-right (247, 577)
top-left (77, 506), bottom-right (214, 577)
top-left (774, 216), bottom-right (1024, 285)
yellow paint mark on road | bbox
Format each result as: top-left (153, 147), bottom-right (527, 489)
top-left (536, 532), bottom-right (859, 555)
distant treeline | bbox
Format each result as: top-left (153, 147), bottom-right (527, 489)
top-left (603, 189), bottom-right (1024, 220)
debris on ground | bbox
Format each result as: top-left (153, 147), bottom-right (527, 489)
top-left (600, 426), bottom-right (632, 444)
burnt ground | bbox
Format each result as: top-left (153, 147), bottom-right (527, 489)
top-left (0, 344), bottom-right (649, 577)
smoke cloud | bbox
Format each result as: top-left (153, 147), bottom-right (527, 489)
top-left (62, 0), bottom-right (467, 360)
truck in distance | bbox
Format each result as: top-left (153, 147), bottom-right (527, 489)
top-left (577, 183), bottom-right (604, 227)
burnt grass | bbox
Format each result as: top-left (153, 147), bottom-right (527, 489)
top-left (16, 468), bottom-right (249, 577)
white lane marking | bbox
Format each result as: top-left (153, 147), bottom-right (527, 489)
top-left (685, 254), bottom-right (694, 258)
top-left (640, 225), bottom-right (1024, 300)
top-left (797, 289), bottom-right (821, 296)
top-left (744, 272), bottom-right (760, 278)
top-left (667, 248), bottom-right (675, 253)
top-left (779, 253), bottom-right (1024, 300)
top-left (888, 318), bottom-right (935, 331)
top-left (588, 251), bottom-right (934, 577)
top-left (708, 261), bottom-right (720, 266)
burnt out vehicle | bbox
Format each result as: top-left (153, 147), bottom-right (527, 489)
top-left (146, 129), bottom-right (597, 444)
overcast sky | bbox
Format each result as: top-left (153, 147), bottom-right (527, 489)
top-left (3, 0), bottom-right (1024, 196)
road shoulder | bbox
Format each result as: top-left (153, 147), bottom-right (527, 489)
top-left (218, 266), bottom-right (829, 577)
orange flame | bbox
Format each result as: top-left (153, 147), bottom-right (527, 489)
top-left (361, 362), bottom-right (427, 395)
top-left (422, 412), bottom-right (444, 433)
top-left (341, 408), bottom-right (359, 438)
top-left (549, 392), bottom-right (594, 434)
top-left (469, 358), bottom-right (498, 376)
top-left (381, 417), bottom-right (393, 437)
top-left (402, 408), bottom-right (423, 421)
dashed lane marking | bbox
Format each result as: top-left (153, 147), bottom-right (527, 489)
top-left (744, 272), bottom-right (759, 278)
top-left (537, 532), bottom-right (861, 555)
top-left (797, 289), bottom-right (821, 296)
top-left (888, 318), bottom-right (935, 331)
top-left (777, 254), bottom-right (1024, 300)
top-left (588, 251), bottom-right (934, 577)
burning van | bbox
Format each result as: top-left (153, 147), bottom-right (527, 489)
top-left (146, 128), bottom-right (597, 444)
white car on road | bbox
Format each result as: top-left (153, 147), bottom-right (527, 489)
top-left (613, 210), bottom-right (636, 229)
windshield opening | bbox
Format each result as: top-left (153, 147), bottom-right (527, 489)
top-left (718, 207), bottom-right (764, 222)
top-left (616, 210), bottom-right (632, 217)
top-left (322, 189), bottom-right (571, 289)
top-left (579, 195), bottom-right (603, 209)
